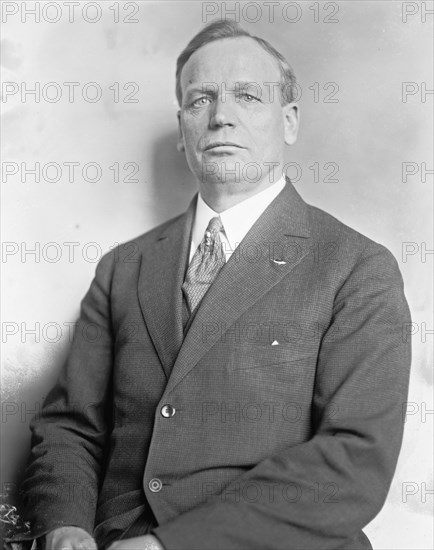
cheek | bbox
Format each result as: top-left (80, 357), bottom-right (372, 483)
top-left (182, 121), bottom-right (204, 149)
top-left (245, 108), bottom-right (283, 139)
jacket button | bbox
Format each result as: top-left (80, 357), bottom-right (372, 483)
top-left (161, 404), bottom-right (176, 418)
top-left (149, 478), bottom-right (163, 492)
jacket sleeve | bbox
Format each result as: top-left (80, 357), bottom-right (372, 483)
top-left (15, 251), bottom-right (116, 540)
top-left (151, 242), bottom-right (412, 550)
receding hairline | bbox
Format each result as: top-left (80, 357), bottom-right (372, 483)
top-left (176, 21), bottom-right (297, 106)
top-left (179, 35), bottom-right (283, 89)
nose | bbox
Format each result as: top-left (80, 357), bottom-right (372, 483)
top-left (209, 96), bottom-right (236, 129)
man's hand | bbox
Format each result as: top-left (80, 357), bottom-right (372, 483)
top-left (107, 534), bottom-right (164, 550)
top-left (43, 526), bottom-right (97, 550)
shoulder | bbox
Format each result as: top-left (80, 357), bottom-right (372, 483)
top-left (305, 200), bottom-right (400, 271)
top-left (301, 202), bottom-right (407, 313)
top-left (94, 212), bottom-right (186, 280)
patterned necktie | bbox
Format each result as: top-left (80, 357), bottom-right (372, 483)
top-left (182, 216), bottom-right (226, 317)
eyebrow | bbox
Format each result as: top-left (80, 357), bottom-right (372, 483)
top-left (184, 81), bottom-right (266, 100)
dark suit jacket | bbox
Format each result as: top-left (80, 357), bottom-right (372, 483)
top-left (17, 180), bottom-right (411, 549)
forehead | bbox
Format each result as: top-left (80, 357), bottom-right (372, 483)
top-left (180, 36), bottom-right (281, 91)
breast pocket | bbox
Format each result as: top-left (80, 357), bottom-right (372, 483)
top-left (226, 342), bottom-right (318, 407)
top-left (229, 341), bottom-right (317, 371)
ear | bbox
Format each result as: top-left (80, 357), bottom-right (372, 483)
top-left (282, 103), bottom-right (299, 146)
top-left (176, 110), bottom-right (185, 152)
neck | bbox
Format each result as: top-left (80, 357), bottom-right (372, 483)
top-left (198, 178), bottom-right (282, 213)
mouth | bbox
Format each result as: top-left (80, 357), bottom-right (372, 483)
top-left (204, 142), bottom-right (244, 151)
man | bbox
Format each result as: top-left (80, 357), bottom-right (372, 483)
top-left (15, 20), bottom-right (411, 550)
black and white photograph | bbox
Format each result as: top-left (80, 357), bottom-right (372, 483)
top-left (1, 1), bottom-right (433, 549)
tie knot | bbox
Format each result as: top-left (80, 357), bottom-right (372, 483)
top-left (206, 216), bottom-right (223, 235)
top-left (203, 216), bottom-right (223, 251)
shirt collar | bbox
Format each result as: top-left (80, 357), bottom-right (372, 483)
top-left (192, 176), bottom-right (286, 255)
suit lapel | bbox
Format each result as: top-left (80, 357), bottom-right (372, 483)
top-left (137, 197), bottom-right (196, 379)
top-left (163, 179), bottom-right (312, 395)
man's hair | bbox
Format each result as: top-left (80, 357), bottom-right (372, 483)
top-left (175, 19), bottom-right (297, 107)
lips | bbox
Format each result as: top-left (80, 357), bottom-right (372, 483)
top-left (204, 142), bottom-right (244, 151)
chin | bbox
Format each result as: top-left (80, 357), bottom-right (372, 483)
top-left (199, 174), bottom-right (234, 186)
top-left (199, 157), bottom-right (254, 186)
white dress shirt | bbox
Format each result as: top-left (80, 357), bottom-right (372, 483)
top-left (189, 176), bottom-right (286, 262)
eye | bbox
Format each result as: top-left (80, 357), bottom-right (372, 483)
top-left (191, 96), bottom-right (211, 108)
top-left (240, 92), bottom-right (260, 103)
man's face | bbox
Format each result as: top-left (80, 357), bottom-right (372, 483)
top-left (178, 37), bottom-right (298, 191)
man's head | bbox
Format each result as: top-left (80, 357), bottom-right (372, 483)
top-left (175, 20), bottom-right (299, 208)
